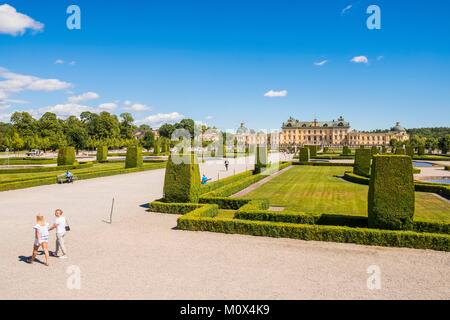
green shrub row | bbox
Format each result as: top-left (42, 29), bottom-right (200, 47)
top-left (236, 199), bottom-right (270, 212)
top-left (148, 201), bottom-right (203, 214)
top-left (234, 209), bottom-right (449, 235)
top-left (313, 155), bottom-right (354, 160)
top-left (0, 162), bottom-right (93, 174)
top-left (343, 172), bottom-right (449, 200)
top-left (0, 162), bottom-right (166, 192)
top-left (177, 216), bottom-right (450, 252)
top-left (199, 197), bottom-right (251, 210)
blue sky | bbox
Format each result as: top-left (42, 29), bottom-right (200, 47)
top-left (0, 0), bottom-right (449, 131)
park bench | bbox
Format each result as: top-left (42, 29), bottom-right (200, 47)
top-left (56, 174), bottom-right (78, 184)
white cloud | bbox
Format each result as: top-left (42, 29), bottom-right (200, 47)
top-left (205, 115), bottom-right (213, 120)
top-left (55, 59), bottom-right (64, 65)
top-left (314, 59), bottom-right (328, 66)
top-left (341, 4), bottom-right (353, 15)
top-left (0, 4), bottom-right (44, 36)
top-left (351, 56), bottom-right (369, 64)
top-left (69, 61), bottom-right (76, 66)
top-left (264, 90), bottom-right (288, 98)
top-left (68, 92), bottom-right (99, 104)
top-left (98, 102), bottom-right (117, 111)
top-left (124, 101), bottom-right (151, 112)
top-left (139, 112), bottom-right (184, 128)
top-left (0, 112), bottom-right (11, 122)
top-left (0, 67), bottom-right (72, 106)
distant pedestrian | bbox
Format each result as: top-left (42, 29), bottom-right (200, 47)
top-left (201, 174), bottom-right (211, 185)
top-left (49, 209), bottom-right (68, 259)
top-left (224, 160), bottom-right (229, 171)
top-left (28, 215), bottom-right (50, 266)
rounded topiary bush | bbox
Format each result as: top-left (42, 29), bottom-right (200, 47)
top-left (353, 149), bottom-right (372, 177)
top-left (57, 146), bottom-right (76, 166)
top-left (299, 147), bottom-right (310, 163)
top-left (163, 153), bottom-right (200, 203)
top-left (125, 146), bottom-right (143, 168)
top-left (254, 144), bottom-right (269, 174)
top-left (96, 146), bottom-right (108, 162)
top-left (368, 155), bottom-right (415, 230)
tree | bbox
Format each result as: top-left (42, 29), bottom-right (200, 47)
top-left (10, 112), bottom-right (36, 137)
top-left (159, 123), bottom-right (175, 139)
top-left (64, 116), bottom-right (88, 151)
top-left (438, 135), bottom-right (450, 154)
top-left (175, 118), bottom-right (195, 138)
top-left (141, 131), bottom-right (155, 151)
top-left (120, 112), bottom-right (136, 139)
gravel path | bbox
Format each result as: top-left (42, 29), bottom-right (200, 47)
top-left (0, 161), bottom-right (449, 300)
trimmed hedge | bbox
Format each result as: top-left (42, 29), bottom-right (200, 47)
top-left (148, 201), bottom-right (203, 214)
top-left (177, 216), bottom-right (450, 252)
top-left (368, 155), bottom-right (415, 230)
top-left (235, 208), bottom-right (449, 235)
top-left (353, 149), bottom-right (372, 177)
top-left (343, 171), bottom-right (370, 185)
top-left (125, 146), bottom-right (143, 168)
top-left (201, 173), bottom-right (267, 198)
top-left (199, 197), bottom-right (251, 210)
top-left (0, 162), bottom-right (166, 192)
top-left (0, 162), bottom-right (93, 174)
top-left (163, 153), bottom-right (200, 203)
top-left (96, 146), bottom-right (108, 162)
top-left (57, 147), bottom-right (76, 166)
top-left (299, 147), bottom-right (310, 162)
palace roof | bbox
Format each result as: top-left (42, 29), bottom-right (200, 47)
top-left (282, 116), bottom-right (350, 129)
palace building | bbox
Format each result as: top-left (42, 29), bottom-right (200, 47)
top-left (279, 116), bottom-right (409, 147)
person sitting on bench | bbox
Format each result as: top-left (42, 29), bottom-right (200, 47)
top-left (65, 171), bottom-right (74, 183)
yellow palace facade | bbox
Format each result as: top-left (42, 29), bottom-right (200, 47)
top-left (279, 116), bottom-right (409, 147)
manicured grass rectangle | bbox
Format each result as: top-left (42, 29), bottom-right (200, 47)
top-left (240, 166), bottom-right (450, 222)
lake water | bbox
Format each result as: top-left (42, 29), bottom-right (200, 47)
top-left (424, 179), bottom-right (450, 185)
top-left (413, 161), bottom-right (433, 167)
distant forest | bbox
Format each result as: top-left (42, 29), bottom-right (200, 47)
top-left (407, 127), bottom-right (450, 140)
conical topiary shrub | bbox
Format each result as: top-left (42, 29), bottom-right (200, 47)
top-left (163, 153), bottom-right (200, 203)
top-left (154, 139), bottom-right (161, 156)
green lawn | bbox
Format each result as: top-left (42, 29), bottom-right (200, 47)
top-left (241, 166), bottom-right (450, 222)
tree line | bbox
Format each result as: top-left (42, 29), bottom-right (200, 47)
top-left (0, 111), bottom-right (201, 152)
